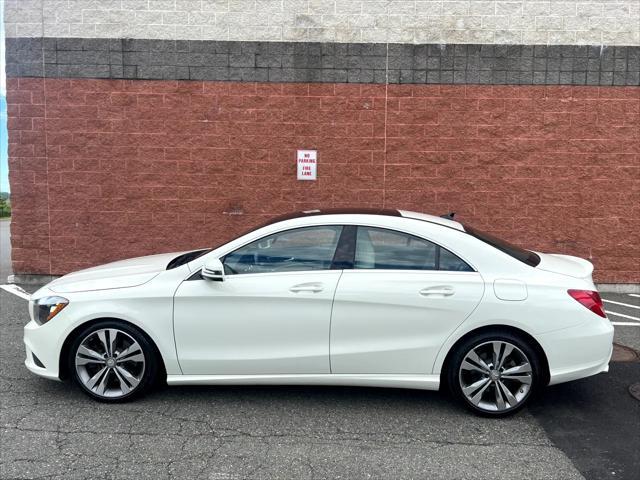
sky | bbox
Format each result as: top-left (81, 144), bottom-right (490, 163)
top-left (1, 0), bottom-right (8, 193)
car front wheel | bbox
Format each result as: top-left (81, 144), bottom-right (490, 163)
top-left (448, 332), bottom-right (542, 416)
top-left (68, 321), bottom-right (158, 402)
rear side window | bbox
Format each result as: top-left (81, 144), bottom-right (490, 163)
top-left (464, 226), bottom-right (540, 267)
top-left (354, 227), bottom-right (473, 272)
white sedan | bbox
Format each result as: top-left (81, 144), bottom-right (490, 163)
top-left (24, 209), bottom-right (614, 416)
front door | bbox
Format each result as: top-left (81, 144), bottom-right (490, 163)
top-left (174, 225), bottom-right (344, 375)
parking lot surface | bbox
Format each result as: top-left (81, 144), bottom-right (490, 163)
top-left (0, 288), bottom-right (580, 480)
top-left (1, 285), bottom-right (638, 480)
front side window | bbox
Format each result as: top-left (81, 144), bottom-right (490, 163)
top-left (355, 226), bottom-right (473, 272)
top-left (223, 226), bottom-right (343, 275)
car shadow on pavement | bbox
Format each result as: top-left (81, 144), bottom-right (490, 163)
top-left (528, 362), bottom-right (640, 480)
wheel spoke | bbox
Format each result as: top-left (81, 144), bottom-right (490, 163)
top-left (115, 365), bottom-right (140, 389)
top-left (96, 330), bottom-right (110, 356)
top-left (116, 343), bottom-right (143, 362)
top-left (112, 367), bottom-right (132, 394)
top-left (107, 329), bottom-right (119, 358)
top-left (76, 356), bottom-right (103, 366)
top-left (469, 380), bottom-right (492, 406)
top-left (77, 345), bottom-right (104, 361)
top-left (497, 344), bottom-right (514, 370)
top-left (498, 380), bottom-right (518, 406)
top-left (95, 368), bottom-right (110, 396)
top-left (86, 366), bottom-right (108, 390)
top-left (501, 374), bottom-right (532, 385)
top-left (494, 381), bottom-right (507, 410)
top-left (116, 352), bottom-right (144, 364)
top-left (116, 343), bottom-right (135, 358)
top-left (462, 377), bottom-right (490, 396)
top-left (461, 360), bottom-right (488, 375)
top-left (466, 350), bottom-right (491, 373)
top-left (492, 341), bottom-right (502, 367)
top-left (502, 363), bottom-right (531, 375)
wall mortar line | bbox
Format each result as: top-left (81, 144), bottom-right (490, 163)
top-left (40, 0), bottom-right (53, 275)
top-left (383, 41), bottom-right (389, 209)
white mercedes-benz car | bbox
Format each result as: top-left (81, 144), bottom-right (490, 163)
top-left (24, 209), bottom-right (614, 416)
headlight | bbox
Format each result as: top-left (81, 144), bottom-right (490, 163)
top-left (31, 296), bottom-right (69, 325)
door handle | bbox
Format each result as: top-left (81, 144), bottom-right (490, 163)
top-left (290, 283), bottom-right (324, 293)
top-left (419, 286), bottom-right (455, 297)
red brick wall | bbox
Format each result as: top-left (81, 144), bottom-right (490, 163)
top-left (7, 78), bottom-right (640, 282)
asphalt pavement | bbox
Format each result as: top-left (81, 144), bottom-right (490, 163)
top-left (0, 220), bottom-right (638, 480)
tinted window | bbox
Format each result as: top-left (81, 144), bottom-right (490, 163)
top-left (355, 227), bottom-right (473, 272)
top-left (439, 247), bottom-right (474, 271)
top-left (464, 226), bottom-right (540, 267)
top-left (223, 226), bottom-right (343, 275)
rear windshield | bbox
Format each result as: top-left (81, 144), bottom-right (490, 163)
top-left (464, 226), bottom-right (541, 267)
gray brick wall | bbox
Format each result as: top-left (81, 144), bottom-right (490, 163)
top-left (7, 37), bottom-right (640, 85)
top-left (5, 0), bottom-right (640, 46)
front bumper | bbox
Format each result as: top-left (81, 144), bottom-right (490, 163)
top-left (24, 319), bottom-right (63, 381)
top-left (539, 315), bottom-right (615, 386)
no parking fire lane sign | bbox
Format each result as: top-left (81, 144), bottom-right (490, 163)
top-left (297, 150), bottom-right (317, 181)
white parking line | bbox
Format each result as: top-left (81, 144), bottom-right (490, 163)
top-left (629, 294), bottom-right (640, 298)
top-left (611, 322), bottom-right (640, 327)
top-left (602, 299), bottom-right (640, 310)
top-left (606, 310), bottom-right (640, 322)
top-left (0, 284), bottom-right (31, 301)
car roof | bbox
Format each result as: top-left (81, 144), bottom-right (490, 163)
top-left (260, 208), bottom-right (465, 231)
top-left (398, 210), bottom-right (465, 231)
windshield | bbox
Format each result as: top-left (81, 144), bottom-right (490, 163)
top-left (464, 226), bottom-right (541, 267)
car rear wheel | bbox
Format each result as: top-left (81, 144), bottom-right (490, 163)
top-left (448, 332), bottom-right (541, 417)
top-left (68, 321), bottom-right (158, 402)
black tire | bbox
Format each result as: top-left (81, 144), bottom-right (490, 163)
top-left (447, 330), bottom-right (542, 417)
top-left (67, 320), bottom-right (159, 403)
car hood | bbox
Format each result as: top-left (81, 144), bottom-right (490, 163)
top-left (536, 252), bottom-right (594, 280)
top-left (48, 251), bottom-right (189, 294)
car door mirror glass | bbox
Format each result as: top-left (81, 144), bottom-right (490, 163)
top-left (202, 258), bottom-right (225, 281)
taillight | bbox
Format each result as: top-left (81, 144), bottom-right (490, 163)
top-left (568, 289), bottom-right (606, 318)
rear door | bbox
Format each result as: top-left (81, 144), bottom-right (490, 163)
top-left (330, 226), bottom-right (484, 374)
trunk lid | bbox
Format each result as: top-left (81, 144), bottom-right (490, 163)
top-left (535, 253), bottom-right (594, 280)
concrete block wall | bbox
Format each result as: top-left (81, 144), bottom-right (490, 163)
top-left (4, 0), bottom-right (640, 282)
top-left (7, 78), bottom-right (639, 280)
top-left (5, 0), bottom-right (640, 45)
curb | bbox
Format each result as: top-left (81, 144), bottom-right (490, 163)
top-left (7, 274), bottom-right (60, 285)
top-left (596, 284), bottom-right (640, 294)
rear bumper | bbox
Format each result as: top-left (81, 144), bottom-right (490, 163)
top-left (539, 316), bottom-right (614, 386)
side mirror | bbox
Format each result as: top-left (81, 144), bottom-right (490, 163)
top-left (202, 258), bottom-right (225, 282)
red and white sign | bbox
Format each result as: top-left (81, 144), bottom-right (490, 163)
top-left (297, 150), bottom-right (317, 181)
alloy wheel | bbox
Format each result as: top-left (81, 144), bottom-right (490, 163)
top-left (74, 328), bottom-right (146, 399)
top-left (458, 340), bottom-right (532, 412)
